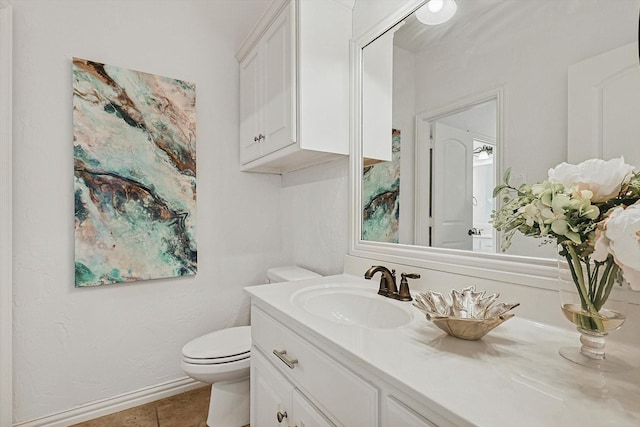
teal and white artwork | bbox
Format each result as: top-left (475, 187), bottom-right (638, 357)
top-left (73, 58), bottom-right (197, 287)
top-left (362, 129), bottom-right (400, 243)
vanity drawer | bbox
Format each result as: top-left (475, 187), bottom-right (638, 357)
top-left (252, 306), bottom-right (378, 427)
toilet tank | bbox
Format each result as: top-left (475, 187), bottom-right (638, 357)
top-left (266, 266), bottom-right (321, 283)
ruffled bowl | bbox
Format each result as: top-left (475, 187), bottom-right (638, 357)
top-left (413, 286), bottom-right (519, 340)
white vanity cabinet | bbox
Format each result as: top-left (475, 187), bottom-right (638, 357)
top-left (249, 303), bottom-right (459, 427)
top-left (236, 0), bottom-right (352, 174)
top-left (251, 349), bottom-right (293, 426)
top-left (252, 349), bottom-right (336, 427)
top-left (247, 274), bottom-right (640, 427)
top-left (251, 306), bottom-right (378, 427)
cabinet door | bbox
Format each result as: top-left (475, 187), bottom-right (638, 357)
top-left (252, 349), bottom-right (293, 427)
top-left (386, 397), bottom-right (438, 427)
top-left (292, 389), bottom-right (336, 427)
top-left (240, 45), bottom-right (263, 164)
top-left (261, 1), bottom-right (294, 156)
top-left (568, 43), bottom-right (640, 165)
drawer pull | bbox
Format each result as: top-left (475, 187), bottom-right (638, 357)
top-left (273, 349), bottom-right (298, 369)
top-left (276, 410), bottom-right (287, 422)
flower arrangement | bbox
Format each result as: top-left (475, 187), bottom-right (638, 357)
top-left (492, 157), bottom-right (640, 331)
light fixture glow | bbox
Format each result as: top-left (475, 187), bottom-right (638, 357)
top-left (427, 0), bottom-right (444, 13)
top-left (416, 0), bottom-right (457, 26)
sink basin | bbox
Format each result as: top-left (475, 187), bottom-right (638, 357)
top-left (291, 284), bottom-right (413, 328)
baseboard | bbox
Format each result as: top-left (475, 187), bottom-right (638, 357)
top-left (13, 377), bottom-right (204, 427)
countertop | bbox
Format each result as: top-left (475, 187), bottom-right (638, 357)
top-left (245, 273), bottom-right (640, 427)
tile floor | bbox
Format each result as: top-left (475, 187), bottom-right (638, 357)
top-left (69, 386), bottom-right (250, 427)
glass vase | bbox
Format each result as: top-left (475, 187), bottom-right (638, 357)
top-left (557, 246), bottom-right (630, 371)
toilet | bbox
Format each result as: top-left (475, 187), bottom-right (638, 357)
top-left (181, 266), bottom-right (321, 427)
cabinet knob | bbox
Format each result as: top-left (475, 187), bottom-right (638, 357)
top-left (254, 135), bottom-right (259, 142)
top-left (276, 410), bottom-right (288, 422)
top-left (258, 133), bottom-right (265, 141)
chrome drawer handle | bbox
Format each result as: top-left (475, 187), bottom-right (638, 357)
top-left (273, 349), bottom-right (298, 369)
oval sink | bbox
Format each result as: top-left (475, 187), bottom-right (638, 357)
top-left (291, 284), bottom-right (413, 328)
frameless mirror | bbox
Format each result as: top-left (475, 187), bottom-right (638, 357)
top-left (359, 0), bottom-right (640, 262)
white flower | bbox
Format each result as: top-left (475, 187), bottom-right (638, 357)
top-left (548, 157), bottom-right (635, 203)
top-left (593, 202), bottom-right (640, 290)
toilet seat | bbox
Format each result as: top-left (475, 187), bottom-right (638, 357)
top-left (182, 351), bottom-right (249, 365)
top-left (182, 326), bottom-right (251, 365)
top-left (181, 355), bottom-right (250, 384)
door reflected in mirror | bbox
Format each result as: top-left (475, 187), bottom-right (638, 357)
top-left (428, 99), bottom-right (496, 253)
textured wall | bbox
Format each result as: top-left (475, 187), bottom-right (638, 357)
top-left (280, 158), bottom-right (350, 277)
top-left (11, 0), bottom-right (280, 422)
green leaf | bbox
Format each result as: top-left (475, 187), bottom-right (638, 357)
top-left (504, 167), bottom-right (512, 185)
top-left (493, 184), bottom-right (508, 198)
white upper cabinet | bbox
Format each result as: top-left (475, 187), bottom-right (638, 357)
top-left (361, 25), bottom-right (395, 163)
top-left (237, 0), bottom-right (353, 174)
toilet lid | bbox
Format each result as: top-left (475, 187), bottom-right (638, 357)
top-left (182, 326), bottom-right (251, 361)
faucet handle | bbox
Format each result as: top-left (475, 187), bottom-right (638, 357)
top-left (397, 272), bottom-right (420, 301)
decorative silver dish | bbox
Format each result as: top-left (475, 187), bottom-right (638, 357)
top-left (413, 286), bottom-right (519, 340)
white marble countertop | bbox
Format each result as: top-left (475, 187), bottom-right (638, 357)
top-left (245, 273), bottom-right (640, 427)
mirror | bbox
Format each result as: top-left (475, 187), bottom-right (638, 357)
top-left (359, 0), bottom-right (640, 262)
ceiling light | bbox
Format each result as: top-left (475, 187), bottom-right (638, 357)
top-left (473, 145), bottom-right (493, 160)
top-left (428, 0), bottom-right (444, 13)
top-left (416, 0), bottom-right (457, 26)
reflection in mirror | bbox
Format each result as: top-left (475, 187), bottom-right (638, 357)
top-left (363, 129), bottom-right (401, 243)
top-left (360, 0), bottom-right (640, 262)
top-left (426, 99), bottom-right (497, 253)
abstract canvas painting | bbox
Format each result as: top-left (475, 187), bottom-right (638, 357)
top-left (362, 129), bottom-right (401, 243)
top-left (73, 58), bottom-right (197, 287)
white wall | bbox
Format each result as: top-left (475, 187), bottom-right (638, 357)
top-left (1, 4), bottom-right (13, 427)
top-left (280, 158), bottom-right (350, 277)
top-left (393, 46), bottom-right (415, 245)
top-left (11, 0), bottom-right (281, 423)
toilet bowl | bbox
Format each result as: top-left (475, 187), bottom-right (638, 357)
top-left (181, 266), bottom-right (321, 427)
top-left (181, 326), bottom-right (251, 427)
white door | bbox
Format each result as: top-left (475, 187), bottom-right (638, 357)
top-left (432, 122), bottom-right (474, 250)
top-left (568, 42), bottom-right (640, 165)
